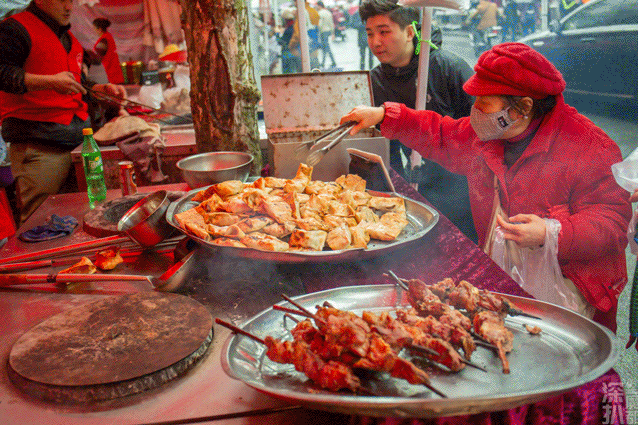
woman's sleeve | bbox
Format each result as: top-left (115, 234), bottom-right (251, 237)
top-left (551, 128), bottom-right (631, 261)
top-left (380, 102), bottom-right (477, 176)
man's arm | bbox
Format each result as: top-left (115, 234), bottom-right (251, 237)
top-left (0, 17), bottom-right (30, 94)
top-left (0, 18), bottom-right (86, 96)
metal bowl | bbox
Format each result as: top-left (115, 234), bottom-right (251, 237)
top-left (117, 190), bottom-right (173, 247)
top-left (176, 151), bottom-right (253, 189)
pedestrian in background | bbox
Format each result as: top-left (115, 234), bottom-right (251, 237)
top-left (92, 17), bottom-right (124, 84)
top-left (359, 0), bottom-right (477, 243)
top-left (316, 1), bottom-right (337, 69)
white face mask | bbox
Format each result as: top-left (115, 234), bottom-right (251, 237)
top-left (470, 105), bottom-right (519, 141)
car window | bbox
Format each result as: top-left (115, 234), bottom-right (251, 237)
top-left (563, 0), bottom-right (638, 30)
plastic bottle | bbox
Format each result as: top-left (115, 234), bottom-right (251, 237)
top-left (81, 128), bottom-right (107, 209)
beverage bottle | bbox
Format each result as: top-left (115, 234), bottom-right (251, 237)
top-left (81, 128), bottom-right (107, 209)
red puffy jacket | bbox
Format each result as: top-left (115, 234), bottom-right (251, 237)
top-left (381, 95), bottom-right (631, 330)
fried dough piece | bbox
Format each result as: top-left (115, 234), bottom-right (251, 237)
top-left (327, 200), bottom-right (354, 217)
top-left (241, 232), bottom-right (290, 251)
top-left (59, 257), bottom-right (97, 274)
top-left (350, 224), bottom-right (370, 248)
top-left (212, 237), bottom-right (247, 248)
top-left (221, 195), bottom-right (253, 214)
top-left (289, 229), bottom-right (328, 251)
top-left (368, 196), bottom-right (406, 213)
top-left (323, 215), bottom-right (357, 229)
top-left (326, 224), bottom-right (351, 250)
top-left (336, 174), bottom-right (366, 192)
top-left (261, 199), bottom-right (294, 224)
top-left (262, 221), bottom-right (295, 238)
top-left (192, 185), bottom-right (218, 203)
top-left (237, 216), bottom-right (273, 233)
top-left (296, 217), bottom-right (331, 232)
top-left (354, 206), bottom-right (379, 224)
top-left (206, 224), bottom-right (245, 239)
top-left (295, 163), bottom-right (313, 182)
top-left (174, 207), bottom-right (210, 241)
top-left (213, 180), bottom-right (245, 198)
top-left (198, 193), bottom-right (224, 212)
top-left (94, 247), bottom-right (123, 271)
top-left (200, 211), bottom-right (242, 226)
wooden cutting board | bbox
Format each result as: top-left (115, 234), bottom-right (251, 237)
top-left (8, 292), bottom-right (213, 403)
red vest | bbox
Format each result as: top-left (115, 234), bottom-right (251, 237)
top-left (0, 10), bottom-right (88, 125)
top-left (94, 31), bottom-right (124, 84)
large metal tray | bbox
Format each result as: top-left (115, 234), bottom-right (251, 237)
top-left (219, 285), bottom-right (621, 418)
top-left (165, 188), bottom-right (439, 263)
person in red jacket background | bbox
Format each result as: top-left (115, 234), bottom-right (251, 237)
top-left (0, 0), bottom-right (126, 226)
top-left (341, 42), bottom-right (631, 332)
top-left (92, 17), bottom-right (124, 84)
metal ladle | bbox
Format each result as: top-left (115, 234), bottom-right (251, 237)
top-left (0, 251), bottom-right (195, 292)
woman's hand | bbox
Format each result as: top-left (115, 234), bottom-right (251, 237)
top-left (629, 188), bottom-right (638, 203)
top-left (496, 213), bottom-right (547, 248)
top-left (340, 105), bottom-right (385, 136)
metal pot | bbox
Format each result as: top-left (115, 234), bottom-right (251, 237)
top-left (117, 190), bottom-right (173, 247)
top-left (176, 151), bottom-right (253, 188)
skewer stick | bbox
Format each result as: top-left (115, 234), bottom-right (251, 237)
top-left (281, 294), bottom-right (326, 326)
top-left (405, 343), bottom-right (487, 373)
top-left (281, 294), bottom-right (315, 316)
top-left (273, 305), bottom-right (313, 318)
top-left (385, 271), bottom-right (409, 291)
top-left (215, 318), bottom-right (265, 344)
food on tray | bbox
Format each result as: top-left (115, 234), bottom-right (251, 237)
top-left (94, 247), bottom-right (123, 271)
top-left (218, 276), bottom-right (527, 397)
top-left (174, 163), bottom-right (409, 252)
top-left (524, 324), bottom-right (542, 335)
top-left (58, 257), bottom-right (97, 274)
top-left (405, 277), bottom-right (515, 374)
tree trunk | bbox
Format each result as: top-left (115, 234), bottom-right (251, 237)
top-left (180, 0), bottom-right (262, 171)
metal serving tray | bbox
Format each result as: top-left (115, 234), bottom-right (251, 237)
top-left (165, 188), bottom-right (439, 263)
top-left (219, 285), bottom-right (621, 418)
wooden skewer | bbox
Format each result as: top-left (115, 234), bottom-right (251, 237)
top-left (273, 305), bottom-right (313, 318)
top-left (215, 318), bottom-right (265, 344)
top-left (405, 343), bottom-right (487, 373)
top-left (281, 294), bottom-right (327, 326)
top-left (385, 271), bottom-right (409, 291)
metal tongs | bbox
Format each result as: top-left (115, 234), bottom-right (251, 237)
top-left (295, 121), bottom-right (356, 165)
top-left (82, 83), bottom-right (186, 124)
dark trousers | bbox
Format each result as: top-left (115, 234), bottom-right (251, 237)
top-left (319, 31), bottom-right (336, 67)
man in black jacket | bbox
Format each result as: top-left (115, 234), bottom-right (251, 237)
top-left (360, 0), bottom-right (477, 242)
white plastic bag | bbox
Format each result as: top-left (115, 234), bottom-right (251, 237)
top-left (490, 219), bottom-right (590, 314)
top-left (611, 145), bottom-right (638, 192)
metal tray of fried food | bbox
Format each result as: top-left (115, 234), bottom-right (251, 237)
top-left (219, 285), bottom-right (620, 418)
top-left (165, 188), bottom-right (438, 263)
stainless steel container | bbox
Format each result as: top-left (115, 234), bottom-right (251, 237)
top-left (261, 71), bottom-right (389, 181)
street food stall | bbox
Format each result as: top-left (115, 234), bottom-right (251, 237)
top-left (0, 166), bottom-right (625, 424)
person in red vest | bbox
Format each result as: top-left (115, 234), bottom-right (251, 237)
top-left (92, 17), bottom-right (124, 84)
top-left (0, 0), bottom-right (126, 226)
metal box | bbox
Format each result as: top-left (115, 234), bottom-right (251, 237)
top-left (261, 71), bottom-right (389, 181)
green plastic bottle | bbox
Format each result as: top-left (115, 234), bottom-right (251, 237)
top-left (81, 128), bottom-right (107, 209)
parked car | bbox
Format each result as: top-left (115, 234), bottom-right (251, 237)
top-left (518, 0), bottom-right (638, 106)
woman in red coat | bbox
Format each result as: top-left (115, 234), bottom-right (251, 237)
top-left (92, 18), bottom-right (124, 84)
top-left (341, 42), bottom-right (631, 331)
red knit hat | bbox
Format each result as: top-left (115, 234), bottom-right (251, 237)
top-left (463, 43), bottom-right (566, 99)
